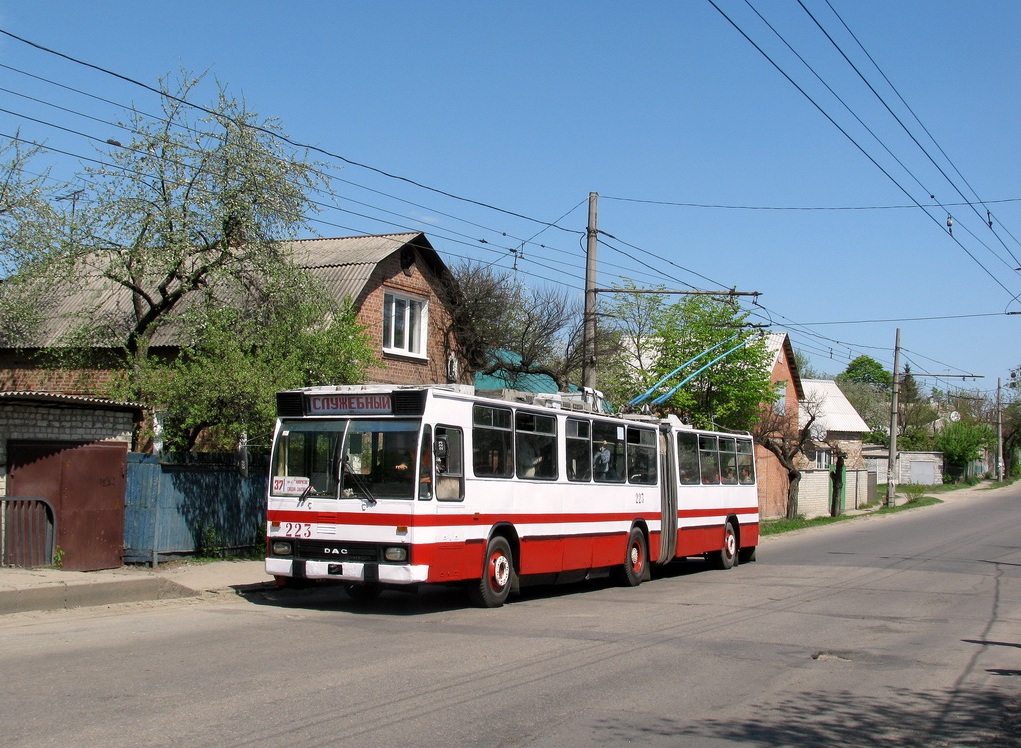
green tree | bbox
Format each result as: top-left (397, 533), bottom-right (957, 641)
top-left (119, 269), bottom-right (375, 451)
top-left (935, 421), bottom-right (995, 478)
top-left (0, 138), bottom-right (62, 346)
top-left (20, 73), bottom-right (324, 362)
top-left (1, 73), bottom-right (378, 448)
top-left (597, 284), bottom-right (668, 407)
top-left (838, 356), bottom-right (892, 391)
top-left (604, 290), bottom-right (771, 429)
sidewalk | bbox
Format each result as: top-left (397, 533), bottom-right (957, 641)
top-left (0, 558), bottom-right (273, 615)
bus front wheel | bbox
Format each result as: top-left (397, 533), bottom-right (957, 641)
top-left (469, 536), bottom-right (514, 608)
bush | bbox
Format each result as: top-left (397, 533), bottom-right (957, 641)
top-left (900, 483), bottom-right (928, 502)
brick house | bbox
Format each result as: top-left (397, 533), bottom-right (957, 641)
top-left (288, 232), bottom-right (469, 386)
top-left (757, 332), bottom-right (805, 518)
top-left (0, 231), bottom-right (469, 395)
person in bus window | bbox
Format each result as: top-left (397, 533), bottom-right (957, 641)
top-left (594, 441), bottom-right (612, 480)
top-left (739, 465), bottom-right (753, 484)
top-left (517, 438), bottom-right (543, 477)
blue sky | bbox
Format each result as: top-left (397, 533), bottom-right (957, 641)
top-left (2, 1), bottom-right (1020, 399)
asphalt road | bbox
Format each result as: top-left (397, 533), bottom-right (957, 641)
top-left (1, 486), bottom-right (1019, 747)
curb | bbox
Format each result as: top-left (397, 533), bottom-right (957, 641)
top-left (0, 576), bottom-right (199, 615)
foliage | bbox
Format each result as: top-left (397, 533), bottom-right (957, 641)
top-left (898, 426), bottom-right (935, 452)
top-left (838, 355), bottom-right (892, 390)
top-left (753, 397), bottom-right (822, 519)
top-left (934, 420), bottom-right (995, 471)
top-left (444, 261), bottom-right (606, 391)
top-left (595, 284), bottom-right (667, 407)
top-left (1, 73), bottom-right (369, 450)
top-left (10, 72), bottom-right (324, 361)
top-left (836, 378), bottom-right (891, 442)
top-left (900, 483), bottom-right (928, 502)
top-left (792, 348), bottom-right (827, 379)
top-left (0, 139), bottom-right (62, 345)
top-left (603, 290), bottom-right (772, 429)
top-left (111, 272), bottom-right (375, 451)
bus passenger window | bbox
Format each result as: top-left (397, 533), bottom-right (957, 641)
top-left (699, 435), bottom-right (720, 484)
top-left (473, 405), bottom-right (513, 478)
top-left (516, 411), bottom-right (557, 480)
top-left (737, 439), bottom-right (755, 484)
top-left (719, 437), bottom-right (738, 484)
top-left (627, 427), bottom-right (657, 485)
top-left (566, 418), bottom-right (591, 481)
top-left (677, 431), bottom-right (700, 485)
top-left (592, 422), bottom-right (625, 483)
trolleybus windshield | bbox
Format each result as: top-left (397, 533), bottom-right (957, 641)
top-left (271, 419), bottom-right (422, 500)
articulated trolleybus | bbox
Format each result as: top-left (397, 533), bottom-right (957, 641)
top-left (265, 384), bottom-right (759, 607)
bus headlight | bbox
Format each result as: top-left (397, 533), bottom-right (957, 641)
top-left (383, 546), bottom-right (408, 562)
top-left (271, 540), bottom-right (293, 556)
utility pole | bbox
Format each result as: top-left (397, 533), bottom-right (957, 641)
top-left (886, 328), bottom-right (901, 507)
top-left (997, 378), bottom-right (1004, 482)
top-left (582, 192), bottom-right (598, 392)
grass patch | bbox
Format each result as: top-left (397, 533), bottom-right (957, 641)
top-left (761, 495), bottom-right (943, 536)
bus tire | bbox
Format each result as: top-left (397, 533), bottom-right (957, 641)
top-left (738, 546), bottom-right (757, 564)
top-left (345, 583), bottom-right (382, 602)
top-left (710, 520), bottom-right (738, 570)
top-left (469, 536), bottom-right (514, 608)
top-left (619, 527), bottom-right (648, 587)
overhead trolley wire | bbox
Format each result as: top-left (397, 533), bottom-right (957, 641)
top-left (705, 0), bottom-right (1018, 300)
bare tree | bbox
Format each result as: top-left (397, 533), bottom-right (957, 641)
top-left (752, 398), bottom-right (821, 519)
top-left (443, 261), bottom-right (598, 390)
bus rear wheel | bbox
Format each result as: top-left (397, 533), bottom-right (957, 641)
top-left (709, 520), bottom-right (738, 570)
top-left (469, 536), bottom-right (514, 608)
top-left (618, 527), bottom-right (648, 587)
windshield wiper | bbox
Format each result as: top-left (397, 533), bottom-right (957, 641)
top-left (343, 469), bottom-right (379, 504)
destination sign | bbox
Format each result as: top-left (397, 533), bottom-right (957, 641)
top-left (306, 393), bottom-right (393, 415)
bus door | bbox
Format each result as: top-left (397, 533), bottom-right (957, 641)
top-left (428, 423), bottom-right (470, 582)
top-left (658, 428), bottom-right (678, 563)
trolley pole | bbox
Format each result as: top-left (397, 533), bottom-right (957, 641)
top-left (582, 192), bottom-right (598, 392)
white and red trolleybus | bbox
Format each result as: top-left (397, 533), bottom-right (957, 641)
top-left (265, 384), bottom-right (759, 607)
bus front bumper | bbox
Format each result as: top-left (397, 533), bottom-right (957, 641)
top-left (266, 557), bottom-right (429, 585)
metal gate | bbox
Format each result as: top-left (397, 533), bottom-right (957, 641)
top-left (7, 440), bottom-right (128, 571)
top-left (0, 497), bottom-right (56, 568)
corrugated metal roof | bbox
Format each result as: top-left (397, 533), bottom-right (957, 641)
top-left (0, 391), bottom-right (143, 413)
top-left (13, 233), bottom-right (434, 348)
top-left (288, 233), bottom-right (421, 267)
top-left (799, 379), bottom-right (869, 434)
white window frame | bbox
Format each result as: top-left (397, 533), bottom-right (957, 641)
top-left (383, 291), bottom-right (428, 358)
top-left (815, 448), bottom-right (832, 470)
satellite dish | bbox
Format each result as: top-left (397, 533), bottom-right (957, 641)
top-left (949, 411), bottom-right (961, 422)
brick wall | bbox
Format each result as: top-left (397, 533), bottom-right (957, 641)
top-left (0, 403), bottom-right (135, 496)
top-left (0, 358), bottom-right (116, 396)
top-left (358, 250), bottom-right (469, 386)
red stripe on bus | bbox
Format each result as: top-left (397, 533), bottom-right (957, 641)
top-left (267, 507), bottom-right (757, 528)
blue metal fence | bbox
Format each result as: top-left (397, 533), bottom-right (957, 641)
top-left (124, 453), bottom-right (267, 566)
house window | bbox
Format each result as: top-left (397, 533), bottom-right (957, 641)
top-left (383, 292), bottom-right (427, 357)
top-left (815, 448), bottom-right (832, 470)
top-left (773, 382), bottom-right (788, 415)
